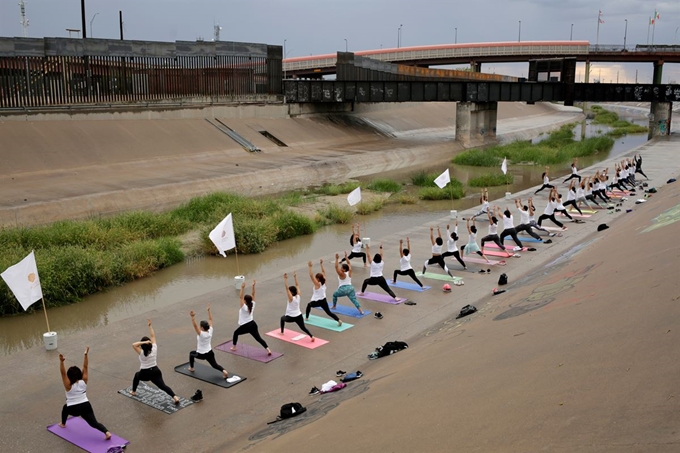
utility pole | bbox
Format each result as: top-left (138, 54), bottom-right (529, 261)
top-left (623, 19), bottom-right (628, 50)
top-left (518, 20), bottom-right (521, 42)
top-left (119, 11), bottom-right (123, 40)
top-left (80, 0), bottom-right (87, 38)
top-left (19, 0), bottom-right (29, 37)
top-left (570, 24), bottom-right (573, 41)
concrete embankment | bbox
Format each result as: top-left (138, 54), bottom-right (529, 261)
top-left (0, 102), bottom-right (581, 227)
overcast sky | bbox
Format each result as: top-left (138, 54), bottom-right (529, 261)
top-left (1, 0), bottom-right (678, 82)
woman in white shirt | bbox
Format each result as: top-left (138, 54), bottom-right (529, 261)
top-left (305, 260), bottom-right (341, 326)
top-left (461, 217), bottom-right (491, 263)
top-left (481, 207), bottom-right (512, 257)
top-left (534, 166), bottom-right (554, 195)
top-left (280, 272), bottom-right (315, 341)
top-left (537, 188), bottom-right (566, 230)
top-left (499, 208), bottom-right (524, 249)
top-left (131, 319), bottom-right (180, 404)
top-left (332, 252), bottom-right (365, 315)
top-left (563, 158), bottom-right (581, 183)
top-left (470, 188), bottom-right (490, 220)
top-left (359, 243), bottom-right (398, 300)
top-left (341, 223), bottom-right (367, 267)
top-left (441, 222), bottom-right (467, 270)
top-left (422, 226), bottom-right (454, 277)
top-left (231, 280), bottom-right (271, 355)
top-left (188, 305), bottom-right (229, 379)
top-left (58, 347), bottom-right (111, 440)
top-left (563, 181), bottom-right (583, 215)
top-left (393, 237), bottom-right (424, 287)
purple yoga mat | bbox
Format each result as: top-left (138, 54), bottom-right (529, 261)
top-left (356, 291), bottom-right (406, 304)
top-left (47, 417), bottom-right (128, 453)
top-left (215, 341), bottom-right (283, 363)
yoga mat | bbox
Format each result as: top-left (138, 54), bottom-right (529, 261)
top-left (317, 304), bottom-right (371, 318)
top-left (265, 329), bottom-right (328, 349)
top-left (484, 249), bottom-right (516, 258)
top-left (556, 212), bottom-right (591, 218)
top-left (117, 382), bottom-right (194, 414)
top-left (420, 272), bottom-right (463, 282)
top-left (174, 362), bottom-right (246, 388)
top-left (304, 314), bottom-right (354, 332)
top-left (356, 291), bottom-right (406, 304)
top-left (542, 226), bottom-right (567, 232)
top-left (503, 236), bottom-right (542, 243)
top-left (462, 256), bottom-right (505, 265)
top-left (486, 243), bottom-right (528, 251)
top-left (387, 280), bottom-right (431, 292)
top-left (47, 417), bottom-right (128, 453)
top-left (215, 341), bottom-right (283, 363)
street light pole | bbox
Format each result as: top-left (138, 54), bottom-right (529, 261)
top-left (89, 12), bottom-right (99, 38)
top-left (570, 24), bottom-right (573, 40)
top-left (398, 24), bottom-right (403, 48)
top-left (283, 39), bottom-right (287, 80)
top-left (344, 38), bottom-right (348, 52)
top-left (455, 27), bottom-right (457, 44)
top-left (624, 19), bottom-right (628, 50)
top-left (518, 21), bottom-right (521, 42)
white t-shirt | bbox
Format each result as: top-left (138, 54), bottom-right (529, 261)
top-left (352, 239), bottom-right (362, 254)
top-left (431, 244), bottom-right (442, 255)
top-left (567, 190), bottom-right (576, 201)
top-left (338, 273), bottom-right (351, 287)
top-left (586, 185), bottom-right (593, 196)
top-left (480, 201), bottom-right (489, 213)
top-left (543, 175), bottom-right (550, 184)
top-left (576, 187), bottom-right (585, 198)
top-left (139, 343), bottom-right (158, 369)
top-left (572, 166), bottom-right (578, 175)
top-left (518, 209), bottom-right (529, 225)
top-left (502, 215), bottom-right (514, 230)
top-left (544, 200), bottom-right (556, 215)
top-left (488, 222), bottom-right (498, 235)
top-left (65, 380), bottom-right (88, 406)
top-left (556, 199), bottom-right (566, 210)
top-left (598, 182), bottom-right (606, 191)
top-left (311, 283), bottom-right (326, 301)
top-left (370, 261), bottom-right (384, 277)
top-left (238, 301), bottom-right (255, 325)
top-left (196, 326), bottom-right (213, 354)
top-left (446, 227), bottom-right (458, 252)
top-left (400, 254), bottom-right (412, 271)
top-left (467, 232), bottom-right (477, 245)
top-left (285, 294), bottom-right (302, 317)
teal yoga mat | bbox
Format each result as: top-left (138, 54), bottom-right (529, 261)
top-left (305, 314), bottom-right (354, 332)
top-left (420, 272), bottom-right (462, 282)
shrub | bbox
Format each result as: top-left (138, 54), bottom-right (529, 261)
top-left (317, 204), bottom-right (354, 224)
top-left (468, 173), bottom-right (514, 187)
top-left (418, 180), bottom-right (465, 200)
top-left (314, 182), bottom-right (360, 196)
top-left (411, 171), bottom-right (441, 187)
top-left (389, 193), bottom-right (418, 204)
top-left (272, 211), bottom-right (317, 241)
top-left (356, 199), bottom-right (385, 215)
top-left (366, 178), bottom-right (402, 193)
top-left (452, 149), bottom-right (501, 167)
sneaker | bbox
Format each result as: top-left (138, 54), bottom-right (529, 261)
top-left (190, 390), bottom-right (203, 402)
top-left (309, 386), bottom-right (320, 395)
top-left (336, 370), bottom-right (347, 377)
top-left (374, 312), bottom-right (383, 319)
top-left (544, 239), bottom-right (553, 244)
top-left (513, 246), bottom-right (522, 252)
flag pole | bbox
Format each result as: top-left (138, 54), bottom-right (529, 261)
top-left (41, 297), bottom-right (51, 332)
top-left (596, 11), bottom-right (600, 49)
top-left (234, 245), bottom-right (241, 276)
top-left (449, 167), bottom-right (454, 211)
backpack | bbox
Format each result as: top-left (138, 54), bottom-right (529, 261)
top-left (456, 304), bottom-right (477, 319)
top-left (106, 447), bottom-right (127, 453)
top-left (280, 402), bottom-right (306, 419)
top-left (376, 341), bottom-right (408, 358)
top-left (498, 273), bottom-right (508, 285)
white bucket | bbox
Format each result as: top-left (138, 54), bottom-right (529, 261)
top-left (505, 192), bottom-right (512, 200)
top-left (234, 275), bottom-right (246, 291)
top-left (450, 210), bottom-right (458, 219)
top-left (43, 331), bottom-right (58, 351)
top-left (362, 237), bottom-right (371, 247)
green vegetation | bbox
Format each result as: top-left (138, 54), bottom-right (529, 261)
top-left (418, 179), bottom-right (465, 200)
top-left (317, 204), bottom-right (354, 225)
top-left (312, 182), bottom-right (360, 196)
top-left (366, 178), bottom-right (402, 193)
top-left (356, 199), bottom-right (385, 215)
top-left (591, 105), bottom-right (648, 137)
top-left (468, 173), bottom-right (514, 187)
top-left (389, 193), bottom-right (418, 205)
top-left (607, 124), bottom-right (649, 137)
top-left (411, 171), bottom-right (443, 187)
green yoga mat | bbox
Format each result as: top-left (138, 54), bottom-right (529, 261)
top-left (421, 272), bottom-right (463, 282)
top-left (305, 314), bottom-right (354, 332)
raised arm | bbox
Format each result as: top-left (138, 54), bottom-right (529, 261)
top-left (59, 354), bottom-right (71, 391)
top-left (436, 226), bottom-right (442, 239)
top-left (335, 253), bottom-right (342, 276)
top-left (356, 222), bottom-right (361, 238)
top-left (239, 281), bottom-right (246, 307)
top-left (207, 304), bottom-right (213, 327)
top-left (293, 271), bottom-right (300, 296)
top-left (251, 279), bottom-right (256, 301)
top-left (365, 244), bottom-right (372, 263)
top-left (319, 259), bottom-right (326, 279)
top-left (147, 318), bottom-right (156, 344)
top-left (429, 226), bottom-right (435, 245)
top-left (466, 217), bottom-right (472, 234)
top-left (569, 179), bottom-right (575, 191)
top-left (407, 237), bottom-right (412, 251)
top-left (82, 347), bottom-right (89, 384)
top-left (345, 252), bottom-right (353, 277)
top-left (284, 273), bottom-right (293, 302)
top-left (399, 239), bottom-right (404, 258)
top-left (308, 261), bottom-right (320, 289)
top-left (133, 338), bottom-right (152, 355)
top-left (190, 310), bottom-right (200, 335)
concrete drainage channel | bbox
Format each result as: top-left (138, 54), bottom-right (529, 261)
top-left (205, 118), bottom-right (261, 153)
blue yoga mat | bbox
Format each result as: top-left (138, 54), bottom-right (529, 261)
top-left (317, 305), bottom-right (372, 318)
top-left (387, 280), bottom-right (431, 292)
top-left (507, 236), bottom-right (542, 243)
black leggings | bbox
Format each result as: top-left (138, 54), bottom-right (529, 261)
top-left (555, 208), bottom-right (573, 220)
top-left (585, 194), bottom-right (601, 206)
top-left (281, 314), bottom-right (313, 337)
top-left (341, 252), bottom-right (366, 264)
top-left (481, 234), bottom-right (505, 250)
top-left (361, 276), bottom-right (396, 297)
top-left (594, 190), bottom-right (610, 203)
top-left (516, 223), bottom-right (542, 240)
top-left (537, 213), bottom-right (564, 228)
top-left (233, 320), bottom-right (268, 349)
top-left (500, 228), bottom-right (523, 248)
top-left (393, 269), bottom-right (424, 286)
top-left (535, 183), bottom-right (554, 194)
top-left (563, 174), bottom-right (581, 183)
top-left (442, 250), bottom-right (466, 268)
top-left (133, 366), bottom-right (175, 397)
top-left (61, 401), bottom-right (107, 434)
top-left (189, 350), bottom-right (225, 372)
top-left (562, 200), bottom-right (582, 215)
top-left (635, 167), bottom-right (648, 178)
top-left (423, 255), bottom-right (452, 277)
top-left (306, 298), bottom-right (340, 322)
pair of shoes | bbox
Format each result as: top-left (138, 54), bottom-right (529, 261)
top-left (336, 370), bottom-right (346, 377)
top-left (309, 386), bottom-right (320, 395)
top-left (190, 389), bottom-right (203, 402)
top-left (374, 312), bottom-right (383, 319)
top-left (478, 269), bottom-right (486, 274)
top-left (404, 300), bottom-right (417, 305)
top-left (543, 239), bottom-right (553, 244)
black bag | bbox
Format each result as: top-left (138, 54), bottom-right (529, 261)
top-left (280, 402), bottom-right (306, 419)
top-left (456, 304), bottom-right (477, 319)
top-left (498, 273), bottom-right (508, 285)
top-left (376, 341), bottom-right (408, 358)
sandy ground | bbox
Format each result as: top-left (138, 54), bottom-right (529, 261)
top-left (0, 130), bottom-right (678, 452)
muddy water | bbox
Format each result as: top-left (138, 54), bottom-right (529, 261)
top-left (0, 114), bottom-right (649, 355)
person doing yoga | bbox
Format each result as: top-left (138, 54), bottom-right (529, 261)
top-left (554, 193), bottom-right (574, 221)
top-left (563, 158), bottom-right (581, 183)
top-left (634, 154), bottom-right (648, 179)
top-left (537, 188), bottom-right (567, 230)
top-left (305, 259), bottom-right (342, 326)
top-left (442, 222), bottom-right (467, 270)
top-left (562, 181), bottom-right (583, 215)
top-left (332, 252), bottom-right (364, 315)
top-left (341, 222), bottom-right (367, 266)
top-left (58, 347), bottom-right (111, 440)
top-left (461, 217), bottom-right (492, 263)
top-left (131, 319), bottom-right (180, 404)
top-left (499, 207), bottom-right (523, 249)
top-left (514, 198), bottom-right (544, 241)
top-left (188, 305), bottom-right (229, 379)
top-left (422, 226), bottom-right (454, 277)
top-left (481, 207), bottom-right (513, 258)
top-left (393, 237), bottom-right (425, 287)
top-left (280, 272), bottom-right (315, 341)
top-left (527, 197), bottom-right (554, 235)
top-left (232, 280), bottom-right (271, 355)
top-left (359, 243), bottom-right (398, 300)
top-left (469, 188), bottom-right (490, 220)
top-left (535, 166), bottom-right (554, 195)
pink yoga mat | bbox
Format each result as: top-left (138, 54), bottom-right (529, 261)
top-left (356, 291), bottom-right (406, 304)
top-left (463, 256), bottom-right (505, 265)
top-left (484, 249), bottom-right (518, 258)
top-left (265, 329), bottom-right (328, 349)
top-left (47, 417), bottom-right (128, 453)
top-left (215, 341), bottom-right (283, 363)
top-left (485, 243), bottom-right (528, 251)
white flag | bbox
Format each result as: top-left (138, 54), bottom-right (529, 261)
top-left (347, 187), bottom-right (362, 206)
top-left (434, 169), bottom-right (450, 189)
top-left (1, 251), bottom-right (43, 311)
top-left (501, 157), bottom-right (508, 175)
top-left (209, 213), bottom-right (236, 257)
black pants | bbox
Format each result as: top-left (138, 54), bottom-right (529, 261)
top-left (481, 234), bottom-right (505, 250)
top-left (538, 213), bottom-right (564, 228)
top-left (516, 223), bottom-right (542, 240)
top-left (611, 182), bottom-right (626, 192)
top-left (500, 228), bottom-right (523, 248)
top-left (635, 167), bottom-right (648, 179)
top-left (233, 320), bottom-right (269, 349)
top-left (562, 200), bottom-right (583, 215)
top-left (535, 183), bottom-right (554, 194)
top-left (306, 298), bottom-right (340, 322)
top-left (563, 174), bottom-right (581, 183)
top-left (133, 366), bottom-right (175, 397)
top-left (341, 252), bottom-right (366, 264)
top-left (585, 194), bottom-right (601, 206)
top-left (442, 250), bottom-right (466, 268)
top-left (555, 208), bottom-right (573, 220)
top-left (361, 276), bottom-right (397, 297)
top-left (281, 314), bottom-right (313, 337)
top-left (423, 255), bottom-right (452, 276)
top-left (594, 190), bottom-right (610, 203)
top-left (393, 269), bottom-right (424, 286)
top-left (189, 349), bottom-right (225, 372)
top-left (61, 401), bottom-right (107, 434)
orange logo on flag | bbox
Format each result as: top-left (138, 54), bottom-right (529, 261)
top-left (27, 273), bottom-right (36, 283)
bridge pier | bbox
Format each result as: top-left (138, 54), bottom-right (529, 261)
top-left (648, 102), bottom-right (673, 139)
top-left (455, 101), bottom-right (498, 147)
top-left (653, 61), bottom-right (664, 85)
